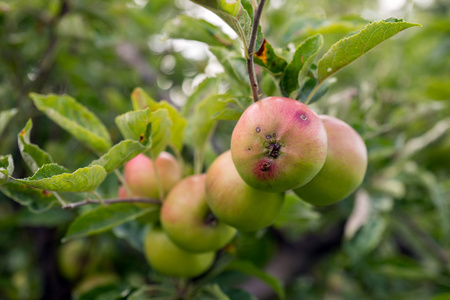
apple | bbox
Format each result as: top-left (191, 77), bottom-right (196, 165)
top-left (161, 174), bottom-right (237, 253)
top-left (123, 152), bottom-right (182, 199)
top-left (205, 151), bottom-right (285, 232)
top-left (230, 97), bottom-right (327, 193)
top-left (144, 227), bottom-right (215, 278)
top-left (294, 115), bottom-right (368, 206)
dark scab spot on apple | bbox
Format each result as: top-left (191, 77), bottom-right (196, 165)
top-left (247, 147), bottom-right (251, 151)
top-left (268, 143), bottom-right (281, 159)
top-left (273, 133), bottom-right (276, 137)
top-left (300, 114), bottom-right (307, 121)
top-left (255, 127), bottom-right (261, 133)
top-left (265, 134), bottom-right (271, 140)
top-left (261, 161), bottom-right (271, 172)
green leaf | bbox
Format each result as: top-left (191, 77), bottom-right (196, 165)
top-left (131, 88), bottom-right (186, 151)
top-left (0, 181), bottom-right (57, 212)
top-left (18, 119), bottom-right (54, 173)
top-left (115, 108), bottom-right (153, 145)
top-left (317, 18), bottom-right (421, 84)
top-left (30, 93), bottom-right (112, 155)
top-left (89, 140), bottom-right (150, 173)
top-left (227, 260), bottom-right (285, 300)
top-left (254, 39), bottom-right (288, 75)
top-left (165, 15), bottom-right (234, 47)
top-left (148, 109), bottom-right (172, 158)
top-left (280, 34), bottom-right (323, 98)
top-left (0, 154), bottom-right (14, 186)
top-left (212, 97), bottom-right (248, 121)
top-left (0, 107), bottom-right (18, 137)
top-left (62, 203), bottom-right (159, 242)
top-left (15, 164), bottom-right (107, 192)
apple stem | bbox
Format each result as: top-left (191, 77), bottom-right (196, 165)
top-left (247, 0), bottom-right (267, 103)
top-left (61, 197), bottom-right (161, 209)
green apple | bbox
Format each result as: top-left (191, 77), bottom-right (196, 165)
top-left (205, 151), bottom-right (285, 232)
top-left (144, 227), bottom-right (215, 278)
top-left (294, 115), bottom-right (368, 206)
top-left (161, 174), bottom-right (236, 253)
top-left (230, 97), bottom-right (327, 193)
top-left (123, 152), bottom-right (182, 199)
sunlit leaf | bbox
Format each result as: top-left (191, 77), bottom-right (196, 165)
top-left (15, 164), bottom-right (107, 192)
top-left (131, 88), bottom-right (186, 151)
top-left (115, 108), bottom-right (153, 146)
top-left (62, 203), bottom-right (159, 242)
top-left (317, 18), bottom-right (421, 84)
top-left (18, 119), bottom-right (54, 173)
top-left (30, 93), bottom-right (112, 155)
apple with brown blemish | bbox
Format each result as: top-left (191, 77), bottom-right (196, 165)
top-left (205, 151), bottom-right (285, 232)
top-left (230, 97), bottom-right (328, 193)
top-left (294, 115), bottom-right (368, 206)
top-left (160, 174), bottom-right (237, 253)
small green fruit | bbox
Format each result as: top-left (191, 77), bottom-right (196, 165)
top-left (231, 97), bottom-right (327, 192)
top-left (161, 174), bottom-right (236, 253)
top-left (206, 151), bottom-right (285, 232)
top-left (144, 227), bottom-right (215, 278)
top-left (294, 115), bottom-right (368, 205)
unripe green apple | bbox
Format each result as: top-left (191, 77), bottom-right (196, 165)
top-left (231, 97), bottom-right (327, 193)
top-left (144, 227), bottom-right (215, 278)
top-left (123, 152), bottom-right (182, 199)
top-left (205, 151), bottom-right (285, 232)
top-left (161, 174), bottom-right (236, 253)
top-left (294, 115), bottom-right (368, 206)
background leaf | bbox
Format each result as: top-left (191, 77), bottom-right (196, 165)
top-left (0, 108), bottom-right (18, 137)
top-left (0, 181), bottom-right (57, 212)
top-left (30, 93), bottom-right (112, 155)
top-left (280, 34), bottom-right (323, 98)
top-left (62, 203), bottom-right (159, 242)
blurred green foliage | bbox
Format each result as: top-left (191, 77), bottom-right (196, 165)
top-left (0, 0), bottom-right (449, 299)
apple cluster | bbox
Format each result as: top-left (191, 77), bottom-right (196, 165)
top-left (120, 96), bottom-right (367, 278)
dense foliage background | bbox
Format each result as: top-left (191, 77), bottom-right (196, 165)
top-left (0, 0), bottom-right (449, 299)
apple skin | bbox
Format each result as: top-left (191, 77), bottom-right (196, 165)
top-left (205, 151), bottom-right (285, 232)
top-left (144, 227), bottom-right (215, 278)
top-left (294, 115), bottom-right (368, 206)
top-left (230, 97), bottom-right (328, 193)
top-left (123, 152), bottom-right (182, 199)
top-left (161, 174), bottom-right (237, 253)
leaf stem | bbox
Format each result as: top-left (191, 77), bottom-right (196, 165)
top-left (247, 0), bottom-right (267, 103)
top-left (62, 197), bottom-right (161, 209)
top-left (304, 83), bottom-right (320, 105)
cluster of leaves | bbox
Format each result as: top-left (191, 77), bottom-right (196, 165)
top-left (1, 0), bottom-right (449, 299)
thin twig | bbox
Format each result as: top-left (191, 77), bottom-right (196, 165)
top-left (247, 0), bottom-right (267, 103)
top-left (62, 197), bottom-right (161, 209)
